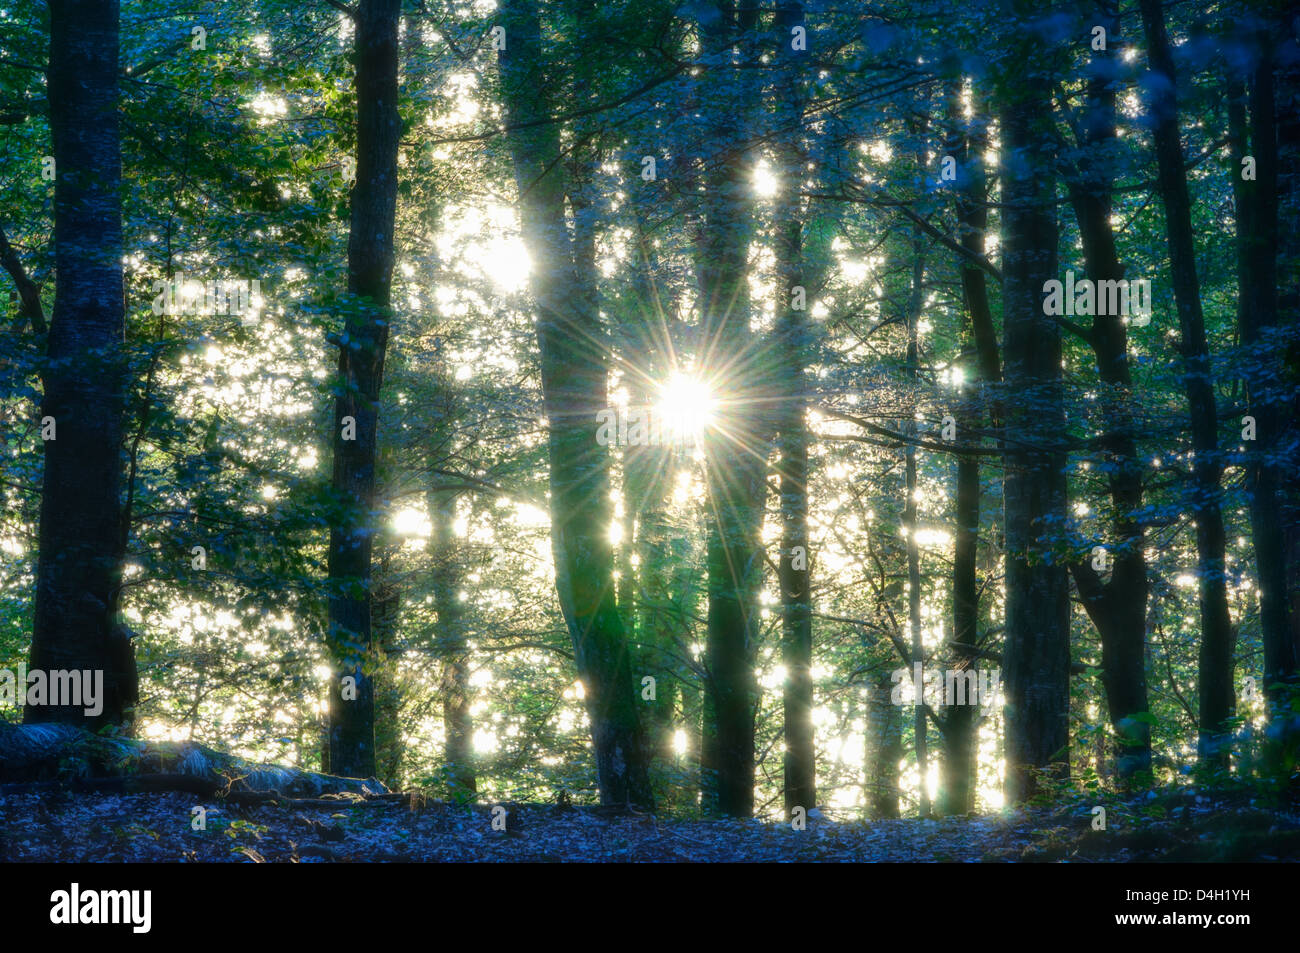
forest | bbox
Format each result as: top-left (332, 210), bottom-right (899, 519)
top-left (0, 0), bottom-right (1297, 868)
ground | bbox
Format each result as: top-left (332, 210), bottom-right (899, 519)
top-left (3, 788), bottom-right (1299, 862)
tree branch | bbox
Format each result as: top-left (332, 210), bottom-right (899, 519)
top-left (325, 0), bottom-right (358, 21)
top-left (0, 222), bottom-right (47, 335)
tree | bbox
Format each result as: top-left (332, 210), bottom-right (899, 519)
top-left (1274, 9), bottom-right (1300, 702)
top-left (1062, 0), bottom-right (1152, 781)
top-left (1138, 0), bottom-right (1236, 766)
top-left (496, 0), bottom-right (653, 808)
top-left (940, 73), bottom-right (999, 814)
top-left (618, 212), bottom-right (682, 775)
top-left (0, 223), bottom-right (46, 334)
top-left (997, 9), bottom-right (1071, 803)
top-left (1226, 11), bottom-right (1297, 736)
top-left (430, 447), bottom-right (475, 797)
top-left (864, 680), bottom-right (902, 818)
top-left (326, 0), bottom-right (402, 779)
top-left (28, 0), bottom-right (131, 729)
top-left (772, 0), bottom-right (815, 821)
top-left (697, 0), bottom-right (766, 819)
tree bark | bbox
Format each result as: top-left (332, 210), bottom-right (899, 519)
top-left (326, 0), bottom-right (401, 780)
top-left (698, 0), bottom-right (765, 818)
top-left (1228, 24), bottom-right (1297, 731)
top-left (1138, 0), bottom-right (1236, 765)
top-left (1274, 13), bottom-right (1300, 687)
top-left (29, 0), bottom-right (129, 730)
top-left (430, 469), bottom-right (475, 797)
top-left (998, 31), bottom-right (1072, 803)
top-left (940, 75), bottom-right (997, 814)
top-left (1064, 0), bottom-right (1152, 781)
top-left (497, 0), bottom-right (653, 808)
top-left (772, 0), bottom-right (815, 821)
top-left (864, 680), bottom-right (902, 818)
top-left (371, 543), bottom-right (403, 786)
top-left (0, 222), bottom-right (47, 335)
top-left (903, 207), bottom-right (929, 817)
top-left (621, 214), bottom-right (679, 772)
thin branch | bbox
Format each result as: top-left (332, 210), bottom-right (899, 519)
top-left (325, 0), bottom-right (358, 20)
top-left (0, 222), bottom-right (46, 335)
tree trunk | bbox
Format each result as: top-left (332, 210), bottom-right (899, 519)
top-left (1064, 0), bottom-right (1152, 781)
top-left (864, 680), bottom-right (902, 818)
top-left (326, 0), bottom-right (401, 780)
top-left (1228, 26), bottom-right (1297, 732)
top-left (698, 0), bottom-right (764, 819)
top-left (1138, 0), bottom-right (1236, 765)
top-left (947, 422), bottom-right (982, 815)
top-left (371, 544), bottom-right (403, 787)
top-left (998, 38), bottom-right (1071, 803)
top-left (1274, 15), bottom-right (1300, 688)
top-left (497, 0), bottom-right (653, 808)
top-left (903, 206), bottom-right (929, 817)
top-left (940, 76), bottom-right (996, 814)
top-left (0, 223), bottom-right (47, 335)
top-left (29, 0), bottom-right (129, 730)
top-left (622, 215), bottom-right (679, 771)
top-left (772, 0), bottom-right (815, 821)
top-left (430, 471), bottom-right (475, 797)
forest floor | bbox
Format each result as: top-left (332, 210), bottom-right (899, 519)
top-left (3, 786), bottom-right (1300, 862)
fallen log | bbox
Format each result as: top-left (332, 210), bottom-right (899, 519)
top-left (0, 722), bottom-right (387, 799)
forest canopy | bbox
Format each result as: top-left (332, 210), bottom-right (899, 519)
top-left (0, 0), bottom-right (1297, 838)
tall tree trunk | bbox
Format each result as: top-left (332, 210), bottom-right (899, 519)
top-left (941, 76), bottom-right (999, 815)
top-left (998, 28), bottom-right (1071, 803)
top-left (622, 215), bottom-right (678, 771)
top-left (371, 543), bottom-right (403, 785)
top-left (1138, 0), bottom-right (1236, 765)
top-left (497, 0), bottom-right (653, 808)
top-left (947, 398), bottom-right (982, 814)
top-left (772, 0), bottom-right (815, 821)
top-left (699, 0), bottom-right (764, 818)
top-left (1228, 25), bottom-right (1297, 733)
top-left (430, 468), bottom-right (475, 797)
top-left (902, 211), bottom-right (929, 817)
top-left (1274, 13), bottom-right (1300, 685)
top-left (29, 0), bottom-right (129, 729)
top-left (326, 0), bottom-right (401, 779)
top-left (864, 679), bottom-right (902, 818)
top-left (1064, 0), bottom-right (1152, 781)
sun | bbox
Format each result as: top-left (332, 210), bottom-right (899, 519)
top-left (655, 373), bottom-right (716, 446)
top-left (392, 506), bottom-right (431, 540)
